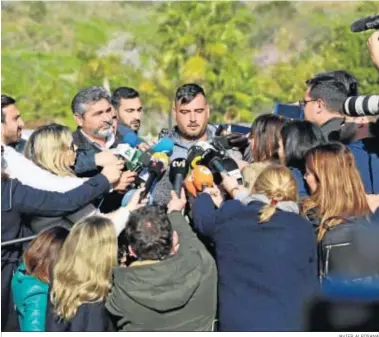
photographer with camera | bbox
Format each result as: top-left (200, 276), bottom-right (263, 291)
top-left (302, 74), bottom-right (379, 194)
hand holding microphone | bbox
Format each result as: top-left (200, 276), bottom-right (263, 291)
top-left (125, 188), bottom-right (149, 212)
top-left (139, 152), bottom-right (169, 202)
top-left (203, 186), bottom-right (224, 208)
top-left (113, 170), bottom-right (137, 192)
top-left (167, 189), bottom-right (187, 214)
top-left (95, 150), bottom-right (121, 167)
top-left (101, 164), bottom-right (123, 184)
top-left (220, 172), bottom-right (247, 198)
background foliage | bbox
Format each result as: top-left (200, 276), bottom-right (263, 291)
top-left (2, 1), bottom-right (379, 134)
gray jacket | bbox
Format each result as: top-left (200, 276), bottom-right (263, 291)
top-left (152, 124), bottom-right (249, 205)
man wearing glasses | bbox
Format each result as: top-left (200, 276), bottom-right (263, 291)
top-left (301, 76), bottom-right (378, 194)
top-left (300, 78), bottom-right (349, 140)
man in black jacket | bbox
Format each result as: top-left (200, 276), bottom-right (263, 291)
top-left (70, 86), bottom-right (137, 211)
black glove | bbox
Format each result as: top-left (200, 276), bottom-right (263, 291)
top-left (226, 133), bottom-right (249, 151)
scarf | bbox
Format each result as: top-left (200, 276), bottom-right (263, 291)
top-left (235, 191), bottom-right (300, 214)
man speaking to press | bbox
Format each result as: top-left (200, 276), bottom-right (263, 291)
top-left (152, 83), bottom-right (249, 206)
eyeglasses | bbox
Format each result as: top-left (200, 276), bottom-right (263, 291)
top-left (299, 99), bottom-right (317, 109)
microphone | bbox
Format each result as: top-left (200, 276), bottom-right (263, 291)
top-left (222, 157), bottom-right (244, 185)
top-left (201, 148), bottom-right (226, 174)
top-left (192, 165), bottom-right (214, 192)
top-left (121, 132), bottom-right (143, 148)
top-left (151, 152), bottom-right (170, 167)
top-left (195, 140), bottom-right (216, 152)
top-left (139, 155), bottom-right (168, 202)
top-left (343, 95), bottom-right (379, 117)
top-left (112, 144), bottom-right (151, 172)
top-left (122, 132), bottom-right (174, 156)
top-left (187, 145), bottom-right (205, 169)
top-left (169, 158), bottom-right (190, 196)
top-left (351, 14), bottom-right (379, 32)
top-left (150, 136), bottom-right (174, 156)
top-left (212, 136), bottom-right (232, 151)
top-left (184, 172), bottom-right (198, 197)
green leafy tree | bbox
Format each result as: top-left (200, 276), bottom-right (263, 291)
top-left (140, 1), bottom-right (262, 124)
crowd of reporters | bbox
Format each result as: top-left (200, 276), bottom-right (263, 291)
top-left (1, 29), bottom-right (379, 332)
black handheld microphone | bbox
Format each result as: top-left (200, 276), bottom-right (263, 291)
top-left (212, 134), bottom-right (250, 152)
top-left (139, 160), bottom-right (165, 202)
top-left (222, 157), bottom-right (244, 185)
top-left (187, 145), bottom-right (205, 169)
top-left (169, 158), bottom-right (190, 196)
top-left (131, 152), bottom-right (152, 173)
top-left (351, 14), bottom-right (379, 33)
top-left (201, 148), bottom-right (226, 174)
top-left (212, 136), bottom-right (232, 151)
top-left (201, 148), bottom-right (226, 185)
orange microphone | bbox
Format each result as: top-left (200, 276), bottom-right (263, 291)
top-left (184, 171), bottom-right (198, 197)
top-left (192, 165), bottom-right (214, 192)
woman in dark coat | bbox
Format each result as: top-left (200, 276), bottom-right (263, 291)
top-left (192, 165), bottom-right (318, 332)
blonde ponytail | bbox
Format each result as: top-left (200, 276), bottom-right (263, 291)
top-left (259, 202), bottom-right (277, 223)
top-left (253, 164), bottom-right (298, 224)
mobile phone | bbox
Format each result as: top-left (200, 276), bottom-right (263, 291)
top-left (273, 103), bottom-right (304, 120)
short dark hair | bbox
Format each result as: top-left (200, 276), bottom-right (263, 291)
top-left (23, 226), bottom-right (69, 284)
top-left (111, 87), bottom-right (140, 110)
top-left (175, 83), bottom-right (206, 105)
top-left (307, 80), bottom-right (348, 113)
top-left (250, 114), bottom-right (285, 163)
top-left (281, 120), bottom-right (325, 171)
top-left (125, 206), bottom-right (173, 261)
top-left (71, 86), bottom-right (111, 116)
top-left (1, 95), bottom-right (16, 123)
top-left (306, 70), bottom-right (359, 96)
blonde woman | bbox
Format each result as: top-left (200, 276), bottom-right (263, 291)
top-left (302, 143), bottom-right (379, 281)
top-left (45, 216), bottom-right (117, 331)
top-left (24, 124), bottom-right (146, 235)
top-left (192, 165), bottom-right (317, 332)
top-left (242, 162), bottom-right (270, 194)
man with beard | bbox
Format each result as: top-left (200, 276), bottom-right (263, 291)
top-left (169, 83), bottom-right (212, 160)
top-left (152, 83), bottom-right (248, 205)
top-left (72, 86), bottom-right (117, 153)
top-left (111, 87), bottom-right (149, 151)
top-left (1, 95), bottom-right (25, 152)
top-left (72, 86), bottom-right (137, 210)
